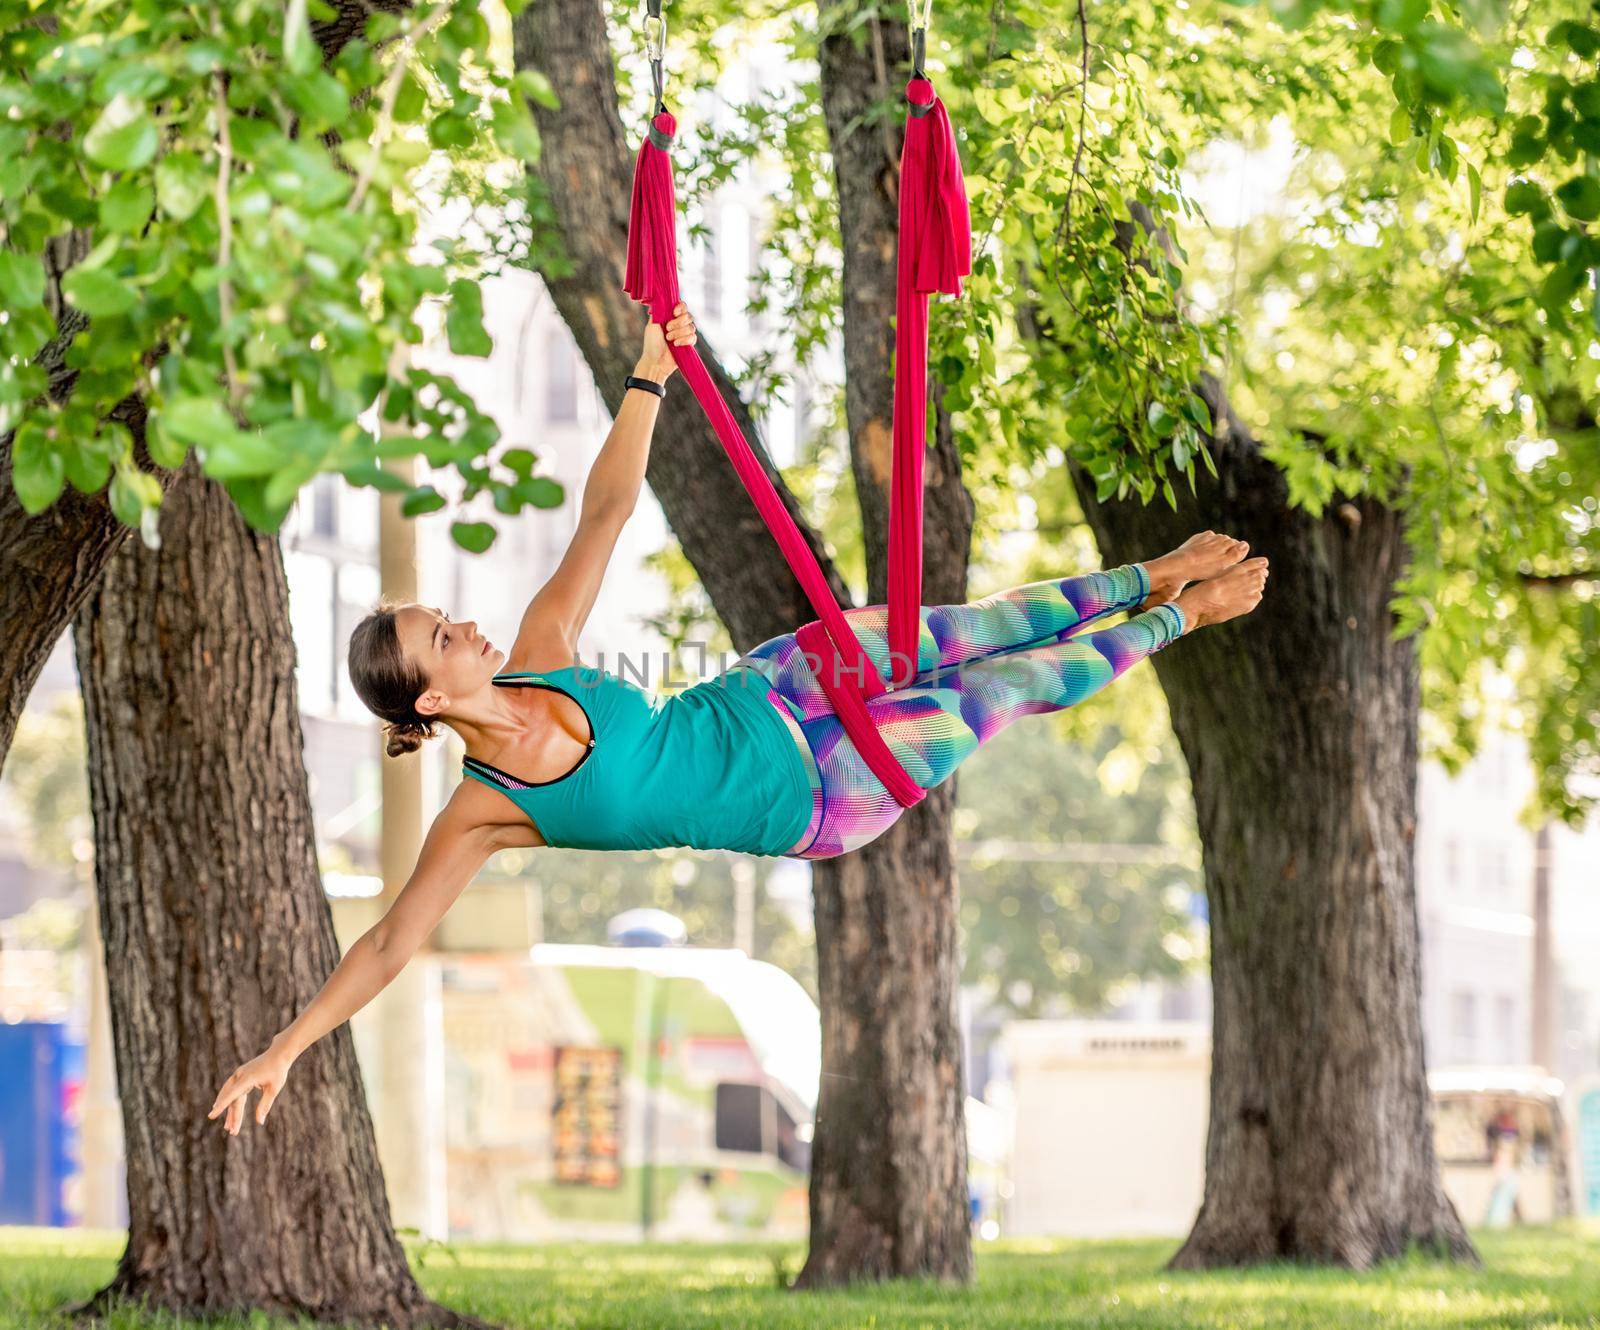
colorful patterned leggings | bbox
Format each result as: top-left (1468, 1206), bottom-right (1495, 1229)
top-left (733, 563), bottom-right (1186, 860)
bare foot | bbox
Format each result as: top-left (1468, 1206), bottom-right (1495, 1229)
top-left (1141, 531), bottom-right (1249, 609)
top-left (1172, 557), bottom-right (1269, 631)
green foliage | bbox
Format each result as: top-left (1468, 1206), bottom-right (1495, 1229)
top-left (0, 0), bottom-right (558, 555)
top-left (956, 715), bottom-right (1201, 1017)
top-left (0, 693), bottom-right (91, 875)
top-left (648, 0), bottom-right (1595, 819)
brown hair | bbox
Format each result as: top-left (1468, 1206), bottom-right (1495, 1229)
top-left (347, 595), bottom-right (439, 758)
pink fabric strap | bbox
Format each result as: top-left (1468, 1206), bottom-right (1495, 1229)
top-left (887, 78), bottom-right (972, 688)
top-left (623, 102), bottom-right (965, 811)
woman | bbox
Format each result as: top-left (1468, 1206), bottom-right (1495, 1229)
top-left (208, 301), bottom-right (1268, 1134)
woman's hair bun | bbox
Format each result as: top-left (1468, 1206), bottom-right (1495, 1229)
top-left (384, 719), bottom-right (432, 758)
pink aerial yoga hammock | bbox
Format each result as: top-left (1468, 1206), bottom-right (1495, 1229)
top-left (622, 5), bottom-right (970, 810)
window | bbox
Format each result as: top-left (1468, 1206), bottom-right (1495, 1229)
top-left (701, 222), bottom-right (722, 321)
top-left (546, 329), bottom-right (578, 423)
top-left (1479, 846), bottom-right (1510, 900)
top-left (713, 1082), bottom-right (808, 1172)
top-left (1495, 994), bottom-right (1517, 1061)
top-left (284, 550), bottom-right (336, 714)
top-left (311, 473), bottom-right (339, 539)
top-left (1451, 991), bottom-right (1479, 1062)
top-left (334, 562), bottom-right (381, 720)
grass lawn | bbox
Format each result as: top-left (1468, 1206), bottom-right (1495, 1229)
top-left (3, 1223), bottom-right (1599, 1329)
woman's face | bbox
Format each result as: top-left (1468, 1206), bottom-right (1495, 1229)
top-left (393, 604), bottom-right (503, 719)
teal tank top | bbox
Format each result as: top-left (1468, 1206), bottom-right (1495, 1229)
top-left (460, 661), bottom-right (814, 856)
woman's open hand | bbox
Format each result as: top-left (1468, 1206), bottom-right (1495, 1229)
top-left (208, 1036), bottom-right (297, 1135)
top-left (635, 302), bottom-right (697, 384)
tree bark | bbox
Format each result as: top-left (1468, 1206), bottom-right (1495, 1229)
top-left (67, 458), bottom-right (489, 1328)
top-left (515, 0), bottom-right (975, 1284)
top-left (1070, 385), bottom-right (1476, 1269)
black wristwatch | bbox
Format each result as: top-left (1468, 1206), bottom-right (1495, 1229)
top-left (625, 375), bottom-right (666, 398)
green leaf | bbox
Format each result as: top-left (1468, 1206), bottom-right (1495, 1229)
top-left (284, 0), bottom-right (318, 74)
top-left (84, 94), bottom-right (159, 171)
top-left (513, 474), bottom-right (564, 507)
top-left (1413, 23), bottom-right (1505, 115)
top-left (1554, 20), bottom-right (1600, 58)
top-left (155, 151), bottom-right (211, 221)
top-left (393, 73), bottom-right (428, 123)
top-left (401, 485), bottom-right (447, 517)
top-left (145, 412), bottom-right (189, 470)
top-left (501, 447), bottom-right (537, 477)
top-left (445, 280), bottom-right (493, 356)
top-left (342, 462), bottom-right (413, 493)
top-left (1507, 116), bottom-right (1546, 169)
top-left (62, 433), bottom-right (114, 493)
top-left (284, 72), bottom-right (349, 131)
top-left (108, 463), bottom-right (161, 528)
top-left (428, 113), bottom-right (476, 150)
top-left (225, 475), bottom-right (296, 533)
top-left (491, 99), bottom-right (542, 162)
top-left (1265, 0), bottom-right (1316, 29)
top-left (1467, 162), bottom-right (1481, 225)
top-left (62, 266), bottom-right (137, 317)
top-left (1574, 82), bottom-right (1600, 122)
top-left (1557, 175), bottom-right (1600, 222)
top-left (99, 177), bottom-right (153, 234)
top-left (1505, 180), bottom-right (1547, 218)
top-left (1376, 0), bottom-right (1427, 34)
top-left (264, 457), bottom-right (323, 512)
top-left (10, 422), bottom-right (65, 514)
top-left (202, 431), bottom-right (288, 480)
top-left (1532, 221), bottom-right (1566, 265)
top-left (451, 520), bottom-right (497, 553)
top-left (161, 395), bottom-right (239, 446)
top-left (0, 251), bottom-right (46, 307)
top-left (513, 69), bottom-right (560, 110)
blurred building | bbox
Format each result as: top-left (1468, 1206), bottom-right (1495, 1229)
top-left (1415, 730), bottom-right (1600, 1087)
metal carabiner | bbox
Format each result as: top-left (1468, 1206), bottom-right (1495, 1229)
top-left (909, 0), bottom-right (933, 33)
top-left (644, 12), bottom-right (666, 62)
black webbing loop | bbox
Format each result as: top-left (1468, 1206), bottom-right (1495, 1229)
top-left (909, 0), bottom-right (932, 77)
top-left (645, 0), bottom-right (667, 115)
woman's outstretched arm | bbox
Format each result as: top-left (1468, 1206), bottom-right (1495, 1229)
top-left (509, 304), bottom-right (698, 664)
top-left (206, 799), bottom-right (506, 1135)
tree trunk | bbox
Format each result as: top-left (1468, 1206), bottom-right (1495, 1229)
top-left (0, 230), bottom-right (168, 768)
top-left (1071, 391), bottom-right (1475, 1268)
top-left (516, 0), bottom-right (975, 1284)
top-left (797, 4), bottom-right (974, 1287)
top-left (68, 458), bottom-right (489, 1328)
